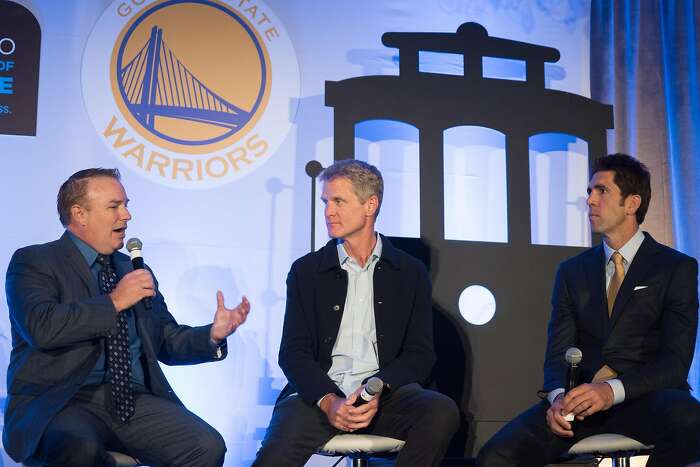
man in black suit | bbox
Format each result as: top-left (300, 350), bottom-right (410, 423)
top-left (254, 160), bottom-right (459, 467)
top-left (478, 154), bottom-right (700, 466)
top-left (4, 168), bottom-right (251, 466)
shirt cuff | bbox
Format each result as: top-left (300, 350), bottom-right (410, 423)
top-left (605, 378), bottom-right (625, 405)
top-left (209, 339), bottom-right (226, 359)
top-left (547, 388), bottom-right (565, 405)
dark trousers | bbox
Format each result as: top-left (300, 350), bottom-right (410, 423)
top-left (26, 385), bottom-right (226, 467)
top-left (477, 389), bottom-right (700, 467)
top-left (253, 383), bottom-right (459, 467)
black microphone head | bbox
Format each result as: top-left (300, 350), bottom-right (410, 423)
top-left (305, 160), bottom-right (324, 178)
top-left (126, 237), bottom-right (143, 252)
top-left (565, 347), bottom-right (583, 365)
top-left (365, 377), bottom-right (384, 396)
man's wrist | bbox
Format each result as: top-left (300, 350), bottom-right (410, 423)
top-left (318, 393), bottom-right (335, 411)
top-left (604, 378), bottom-right (625, 405)
top-left (108, 292), bottom-right (123, 313)
top-left (547, 388), bottom-right (565, 405)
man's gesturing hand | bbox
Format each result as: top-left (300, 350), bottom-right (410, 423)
top-left (210, 292), bottom-right (250, 343)
top-left (319, 386), bottom-right (379, 432)
top-left (109, 269), bottom-right (155, 312)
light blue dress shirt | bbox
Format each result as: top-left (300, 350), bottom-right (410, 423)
top-left (327, 235), bottom-right (382, 397)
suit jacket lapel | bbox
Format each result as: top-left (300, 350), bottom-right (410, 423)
top-left (58, 232), bottom-right (99, 296)
top-left (584, 245), bottom-right (608, 334)
top-left (609, 233), bottom-right (658, 328)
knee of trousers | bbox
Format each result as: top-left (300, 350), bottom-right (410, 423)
top-left (667, 401), bottom-right (700, 433)
top-left (197, 429), bottom-right (227, 463)
top-left (419, 394), bottom-right (461, 435)
top-left (46, 436), bottom-right (105, 466)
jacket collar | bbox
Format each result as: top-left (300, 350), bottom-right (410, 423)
top-left (57, 231), bottom-right (99, 295)
top-left (318, 233), bottom-right (400, 272)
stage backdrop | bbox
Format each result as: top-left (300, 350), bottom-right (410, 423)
top-left (0, 1), bottom-right (592, 465)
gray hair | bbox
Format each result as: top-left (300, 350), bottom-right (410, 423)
top-left (319, 159), bottom-right (383, 216)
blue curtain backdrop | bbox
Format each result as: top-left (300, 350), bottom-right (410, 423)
top-left (591, 0), bottom-right (700, 394)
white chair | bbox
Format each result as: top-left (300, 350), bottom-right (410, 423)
top-left (107, 450), bottom-right (142, 466)
top-left (317, 434), bottom-right (405, 467)
top-left (567, 434), bottom-right (653, 467)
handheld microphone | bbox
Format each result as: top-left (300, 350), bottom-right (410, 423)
top-left (563, 347), bottom-right (582, 421)
top-left (353, 377), bottom-right (384, 407)
top-left (126, 237), bottom-right (152, 310)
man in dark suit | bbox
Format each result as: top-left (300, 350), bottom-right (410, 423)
top-left (4, 168), bottom-right (251, 466)
top-left (478, 154), bottom-right (700, 466)
top-left (254, 160), bottom-right (459, 466)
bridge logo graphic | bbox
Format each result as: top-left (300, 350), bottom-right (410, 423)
top-left (82, 0), bottom-right (300, 188)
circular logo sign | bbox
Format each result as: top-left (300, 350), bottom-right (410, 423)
top-left (82, 0), bottom-right (299, 188)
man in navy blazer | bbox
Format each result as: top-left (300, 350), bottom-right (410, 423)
top-left (4, 168), bottom-right (250, 466)
top-left (478, 154), bottom-right (700, 466)
top-left (254, 160), bottom-right (458, 467)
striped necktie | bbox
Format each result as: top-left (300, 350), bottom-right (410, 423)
top-left (607, 251), bottom-right (625, 316)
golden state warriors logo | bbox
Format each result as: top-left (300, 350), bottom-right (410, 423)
top-left (82, 0), bottom-right (299, 188)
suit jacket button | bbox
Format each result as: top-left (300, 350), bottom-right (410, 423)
top-left (333, 305), bottom-right (340, 311)
top-left (323, 337), bottom-right (332, 344)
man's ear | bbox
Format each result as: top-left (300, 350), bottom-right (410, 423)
top-left (365, 195), bottom-right (379, 217)
top-left (70, 204), bottom-right (87, 226)
top-left (625, 194), bottom-right (641, 217)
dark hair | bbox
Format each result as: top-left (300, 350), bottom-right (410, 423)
top-left (592, 153), bottom-right (651, 224)
top-left (57, 168), bottom-right (121, 227)
top-left (319, 159), bottom-right (384, 216)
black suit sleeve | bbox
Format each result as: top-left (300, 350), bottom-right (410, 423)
top-left (619, 255), bottom-right (699, 400)
top-left (373, 260), bottom-right (435, 390)
top-left (278, 264), bottom-right (341, 405)
top-left (146, 271), bottom-right (226, 365)
top-left (5, 247), bottom-right (118, 351)
top-left (542, 264), bottom-right (578, 392)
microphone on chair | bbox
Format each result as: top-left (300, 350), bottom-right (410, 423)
top-left (126, 237), bottom-right (152, 310)
top-left (353, 377), bottom-right (384, 407)
top-left (563, 347), bottom-right (582, 422)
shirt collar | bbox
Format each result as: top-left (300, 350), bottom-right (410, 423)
top-left (603, 228), bottom-right (645, 265)
top-left (337, 234), bottom-right (383, 269)
top-left (66, 230), bottom-right (100, 267)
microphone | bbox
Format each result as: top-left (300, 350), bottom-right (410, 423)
top-left (565, 347), bottom-right (582, 392)
top-left (126, 237), bottom-right (152, 310)
top-left (353, 377), bottom-right (384, 407)
top-left (563, 347), bottom-right (582, 421)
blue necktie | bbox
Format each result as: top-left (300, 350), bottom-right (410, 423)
top-left (96, 254), bottom-right (135, 423)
